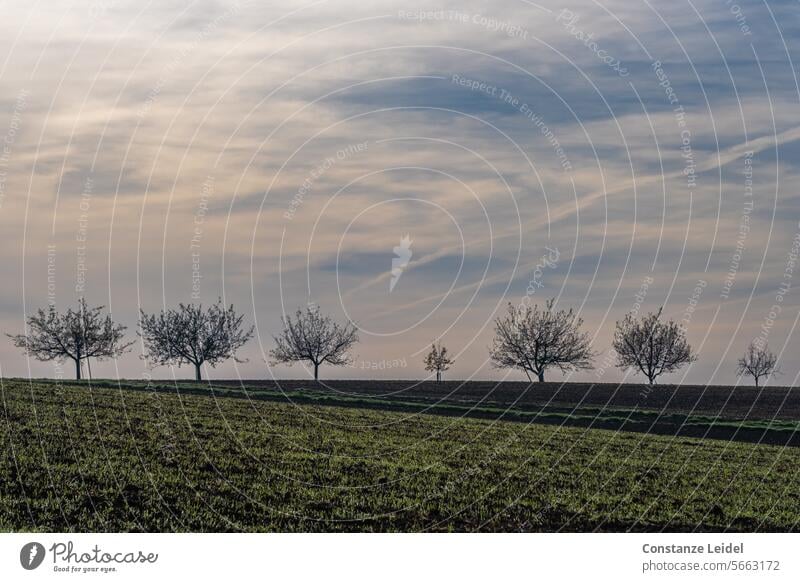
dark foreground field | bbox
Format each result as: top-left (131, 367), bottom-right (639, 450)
top-left (2, 380), bottom-right (799, 532)
top-left (74, 378), bottom-right (800, 446)
top-left (216, 379), bottom-right (800, 420)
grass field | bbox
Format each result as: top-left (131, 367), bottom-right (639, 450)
top-left (50, 378), bottom-right (800, 446)
top-left (2, 379), bottom-right (800, 532)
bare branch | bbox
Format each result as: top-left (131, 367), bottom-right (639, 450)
top-left (489, 299), bottom-right (595, 382)
top-left (424, 341), bottom-right (453, 383)
top-left (612, 308), bottom-right (697, 385)
top-left (8, 298), bottom-right (132, 379)
top-left (270, 306), bottom-right (358, 380)
top-left (736, 342), bottom-right (780, 387)
top-left (139, 299), bottom-right (254, 381)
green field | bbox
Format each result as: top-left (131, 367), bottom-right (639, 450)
top-left (1, 380), bottom-right (799, 532)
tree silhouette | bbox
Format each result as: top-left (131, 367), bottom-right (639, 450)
top-left (270, 306), bottom-right (358, 380)
top-left (490, 299), bottom-right (594, 382)
top-left (424, 341), bottom-right (453, 383)
top-left (139, 300), bottom-right (253, 381)
top-left (613, 308), bottom-right (696, 385)
top-left (736, 342), bottom-right (780, 387)
top-left (8, 298), bottom-right (131, 380)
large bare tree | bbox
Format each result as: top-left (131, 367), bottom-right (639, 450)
top-left (8, 298), bottom-right (131, 380)
top-left (139, 300), bottom-right (253, 381)
top-left (424, 341), bottom-right (453, 383)
top-left (270, 306), bottom-right (358, 380)
top-left (489, 299), bottom-right (594, 382)
top-left (613, 308), bottom-right (696, 385)
top-left (736, 342), bottom-right (780, 387)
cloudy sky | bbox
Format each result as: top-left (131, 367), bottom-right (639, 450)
top-left (1, 0), bottom-right (799, 384)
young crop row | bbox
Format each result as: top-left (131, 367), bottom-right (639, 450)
top-left (2, 380), bottom-right (798, 532)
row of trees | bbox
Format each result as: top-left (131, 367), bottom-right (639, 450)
top-left (485, 299), bottom-right (779, 386)
top-left (8, 300), bottom-right (359, 382)
top-left (8, 298), bottom-right (781, 387)
top-left (9, 299), bottom-right (255, 381)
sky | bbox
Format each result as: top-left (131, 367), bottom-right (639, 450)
top-left (0, 0), bottom-right (799, 385)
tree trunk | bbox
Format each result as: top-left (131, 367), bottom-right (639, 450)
top-left (314, 362), bottom-right (319, 380)
top-left (537, 370), bottom-right (545, 382)
top-left (74, 358), bottom-right (81, 380)
top-left (195, 363), bottom-right (202, 382)
top-left (755, 377), bottom-right (759, 388)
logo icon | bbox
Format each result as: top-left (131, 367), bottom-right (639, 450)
top-left (390, 234), bottom-right (413, 292)
top-left (20, 542), bottom-right (45, 570)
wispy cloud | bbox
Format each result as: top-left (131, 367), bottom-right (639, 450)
top-left (1, 0), bottom-right (798, 383)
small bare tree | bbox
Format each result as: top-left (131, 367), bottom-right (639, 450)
top-left (8, 298), bottom-right (131, 380)
top-left (424, 341), bottom-right (453, 383)
top-left (270, 306), bottom-right (358, 380)
top-left (139, 300), bottom-right (253, 381)
top-left (613, 308), bottom-right (696, 385)
top-left (737, 342), bottom-right (780, 387)
top-left (489, 299), bottom-right (594, 382)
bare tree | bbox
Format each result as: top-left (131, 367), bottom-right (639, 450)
top-left (613, 308), bottom-right (697, 385)
top-left (737, 342), bottom-right (780, 387)
top-left (8, 298), bottom-right (131, 380)
top-left (424, 341), bottom-right (453, 383)
top-left (489, 299), bottom-right (594, 382)
top-left (270, 306), bottom-right (358, 380)
top-left (139, 300), bottom-right (253, 381)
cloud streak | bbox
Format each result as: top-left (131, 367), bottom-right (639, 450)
top-left (0, 0), bottom-right (798, 385)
